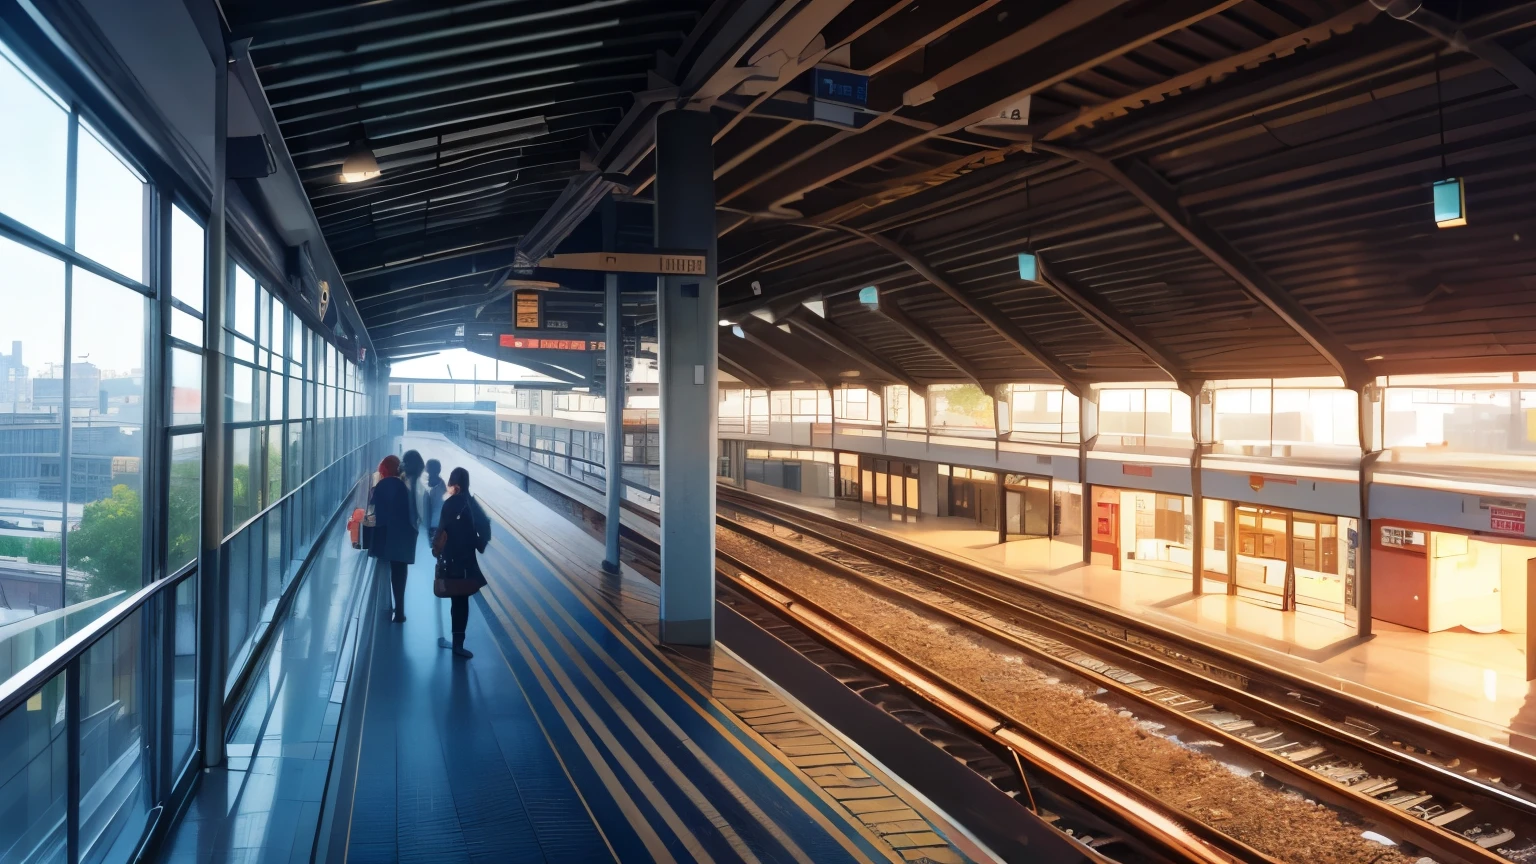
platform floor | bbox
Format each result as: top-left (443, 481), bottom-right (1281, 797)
top-left (735, 483), bottom-right (1536, 755)
top-left (166, 434), bottom-right (986, 864)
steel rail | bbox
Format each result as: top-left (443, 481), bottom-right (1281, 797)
top-left (710, 545), bottom-right (1268, 864)
top-left (718, 485), bottom-right (1536, 802)
top-left (714, 504), bottom-right (1515, 864)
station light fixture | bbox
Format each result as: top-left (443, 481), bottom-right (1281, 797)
top-left (750, 308), bottom-right (775, 323)
top-left (339, 141), bottom-right (381, 183)
top-left (858, 286), bottom-right (879, 306)
top-left (718, 318), bottom-right (732, 326)
top-left (731, 325), bottom-right (745, 339)
top-left (1017, 252), bottom-right (1038, 281)
top-left (802, 298), bottom-right (826, 317)
top-left (1432, 178), bottom-right (1466, 228)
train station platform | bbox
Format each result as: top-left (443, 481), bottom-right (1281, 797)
top-left (162, 435), bottom-right (989, 864)
top-left (735, 484), bottom-right (1536, 756)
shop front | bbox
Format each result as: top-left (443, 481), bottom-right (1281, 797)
top-left (860, 454), bottom-right (922, 522)
top-left (1201, 465), bottom-right (1361, 622)
top-left (1091, 486), bottom-right (1193, 579)
top-left (938, 464), bottom-right (996, 526)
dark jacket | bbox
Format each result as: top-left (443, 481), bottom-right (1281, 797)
top-left (424, 475), bottom-right (445, 532)
top-left (367, 476), bottom-right (417, 565)
top-left (436, 493), bottom-right (489, 588)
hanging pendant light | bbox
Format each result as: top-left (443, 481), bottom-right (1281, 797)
top-left (340, 141), bottom-right (380, 183)
top-left (1430, 51), bottom-right (1465, 228)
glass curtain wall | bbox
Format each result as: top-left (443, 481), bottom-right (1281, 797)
top-left (0, 37), bottom-right (384, 864)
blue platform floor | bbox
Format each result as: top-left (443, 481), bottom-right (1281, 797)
top-left (161, 435), bottom-right (982, 863)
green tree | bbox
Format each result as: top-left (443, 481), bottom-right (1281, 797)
top-left (0, 536), bottom-right (26, 557)
top-left (29, 537), bottom-right (61, 566)
top-left (167, 456), bottom-right (200, 572)
top-left (941, 384), bottom-right (993, 425)
top-left (69, 484), bottom-right (143, 598)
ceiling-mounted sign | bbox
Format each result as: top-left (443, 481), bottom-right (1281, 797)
top-left (812, 67), bottom-right (868, 108)
top-left (538, 251), bottom-right (706, 275)
top-left (1490, 505), bottom-right (1527, 535)
top-left (514, 289), bottom-right (541, 329)
top-left (499, 335), bottom-right (606, 352)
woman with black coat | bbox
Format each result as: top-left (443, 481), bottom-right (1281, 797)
top-left (368, 454), bottom-right (416, 622)
top-left (433, 467), bottom-right (489, 658)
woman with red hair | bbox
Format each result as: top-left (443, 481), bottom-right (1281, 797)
top-left (368, 454), bottom-right (416, 621)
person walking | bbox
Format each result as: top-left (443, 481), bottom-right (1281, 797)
top-left (368, 455), bottom-right (416, 622)
top-left (423, 458), bottom-right (445, 537)
top-left (400, 449), bottom-right (426, 533)
top-left (433, 467), bottom-right (489, 658)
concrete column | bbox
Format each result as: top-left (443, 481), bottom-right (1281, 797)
top-left (198, 55), bottom-right (230, 767)
top-left (1079, 388), bottom-right (1098, 564)
top-left (1190, 384), bottom-right (1204, 595)
top-left (655, 109), bottom-right (717, 647)
top-left (602, 272), bottom-right (623, 574)
top-left (1356, 387), bottom-right (1376, 638)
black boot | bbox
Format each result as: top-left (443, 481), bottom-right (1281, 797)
top-left (452, 632), bottom-right (473, 658)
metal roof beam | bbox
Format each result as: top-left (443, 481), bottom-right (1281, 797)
top-left (736, 321), bottom-right (834, 390)
top-left (1033, 256), bottom-right (1188, 392)
top-left (1376, 1), bottom-right (1536, 105)
top-left (808, 223), bottom-right (1086, 394)
top-left (784, 307), bottom-right (926, 395)
top-left (872, 298), bottom-right (985, 391)
top-left (1035, 143), bottom-right (1370, 388)
top-left (717, 350), bottom-right (770, 389)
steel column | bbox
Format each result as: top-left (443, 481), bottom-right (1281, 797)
top-left (655, 109), bottom-right (717, 647)
top-left (198, 55), bottom-right (230, 768)
top-left (602, 272), bottom-right (623, 574)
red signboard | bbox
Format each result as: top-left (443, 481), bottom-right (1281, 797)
top-left (498, 335), bottom-right (605, 351)
top-left (1121, 464), bottom-right (1153, 477)
top-left (1490, 506), bottom-right (1526, 535)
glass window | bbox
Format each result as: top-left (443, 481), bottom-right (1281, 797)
top-left (171, 347), bottom-right (202, 426)
top-left (0, 237), bottom-right (65, 625)
top-left (170, 206), bottom-right (204, 312)
top-left (1009, 385), bottom-right (1080, 443)
top-left (67, 269), bottom-right (146, 602)
top-left (232, 266), bottom-right (256, 339)
top-left (170, 576), bottom-right (197, 773)
top-left (168, 433), bottom-right (200, 573)
top-left (0, 670), bottom-right (68, 860)
top-left (272, 300), bottom-right (286, 358)
top-left (171, 307), bottom-right (203, 347)
top-left (1097, 387), bottom-right (1191, 450)
top-left (0, 47), bottom-right (68, 241)
top-left (1211, 384), bottom-right (1357, 456)
top-left (230, 363), bottom-right (253, 423)
top-left (930, 384), bottom-right (994, 433)
top-left (79, 610), bottom-right (152, 860)
top-left (75, 122), bottom-right (145, 282)
top-left (885, 385), bottom-right (925, 429)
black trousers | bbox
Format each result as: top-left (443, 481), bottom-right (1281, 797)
top-left (450, 595), bottom-right (469, 635)
top-left (390, 560), bottom-right (407, 612)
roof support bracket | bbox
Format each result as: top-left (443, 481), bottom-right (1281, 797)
top-left (799, 222), bottom-right (1087, 395)
top-left (1035, 144), bottom-right (1369, 388)
top-left (785, 307), bottom-right (927, 395)
top-left (1033, 256), bottom-right (1194, 394)
top-left (873, 298), bottom-right (987, 391)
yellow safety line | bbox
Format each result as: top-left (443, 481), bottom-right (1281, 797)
top-left (485, 548), bottom-right (792, 864)
top-left (477, 577), bottom-right (705, 864)
top-left (478, 516), bottom-right (894, 864)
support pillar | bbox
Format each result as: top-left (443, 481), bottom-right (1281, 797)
top-left (1079, 389), bottom-right (1098, 564)
top-left (1190, 384), bottom-right (1204, 595)
top-left (198, 54), bottom-right (230, 768)
top-left (1356, 386), bottom-right (1376, 638)
top-left (655, 109), bottom-right (717, 647)
top-left (602, 271), bottom-right (623, 573)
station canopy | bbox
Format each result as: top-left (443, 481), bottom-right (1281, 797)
top-left (223, 0), bottom-right (1536, 391)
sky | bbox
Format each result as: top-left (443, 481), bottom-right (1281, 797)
top-left (0, 45), bottom-right (154, 380)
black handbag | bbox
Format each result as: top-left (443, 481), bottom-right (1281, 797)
top-left (433, 556), bottom-right (478, 597)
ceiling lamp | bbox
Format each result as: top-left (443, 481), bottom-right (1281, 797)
top-left (339, 142), bottom-right (381, 183)
top-left (858, 286), bottom-right (879, 306)
top-left (1433, 178), bottom-right (1466, 228)
top-left (802, 299), bottom-right (825, 318)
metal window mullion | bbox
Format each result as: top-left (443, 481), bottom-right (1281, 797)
top-left (66, 657), bottom-right (80, 864)
top-left (60, 109), bottom-right (78, 607)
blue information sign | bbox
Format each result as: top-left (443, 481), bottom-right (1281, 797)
top-left (813, 67), bottom-right (868, 107)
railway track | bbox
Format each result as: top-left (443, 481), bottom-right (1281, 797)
top-left (712, 488), bottom-right (1536, 864)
